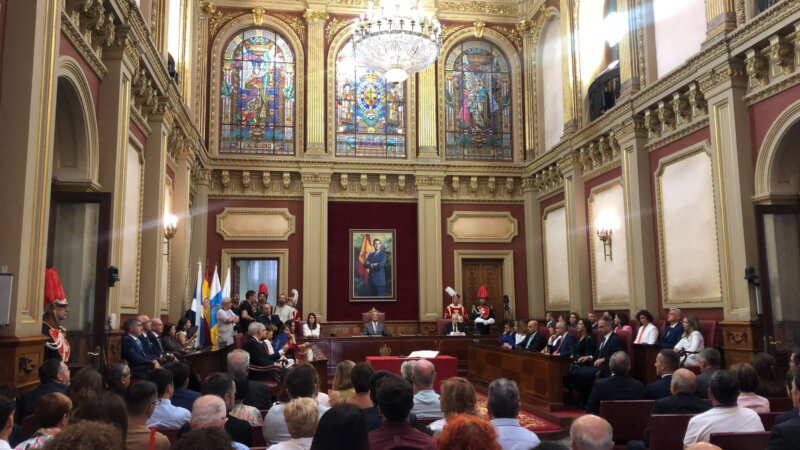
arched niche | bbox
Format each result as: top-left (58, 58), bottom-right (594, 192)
top-left (53, 56), bottom-right (100, 189)
top-left (754, 99), bottom-right (800, 204)
top-left (535, 8), bottom-right (564, 154)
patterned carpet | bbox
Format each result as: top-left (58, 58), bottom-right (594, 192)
top-left (474, 392), bottom-right (563, 434)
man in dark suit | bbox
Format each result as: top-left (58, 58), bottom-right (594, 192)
top-left (519, 320), bottom-right (546, 352)
top-left (243, 323), bottom-right (284, 368)
top-left (121, 318), bottom-right (160, 379)
top-left (659, 308), bottom-right (684, 349)
top-left (586, 351), bottom-right (645, 414)
top-left (364, 238), bottom-right (388, 296)
top-left (645, 349), bottom-right (680, 400)
top-left (548, 321), bottom-right (577, 356)
top-left (168, 362), bottom-right (201, 412)
top-left (227, 349), bottom-right (272, 410)
top-left (362, 310), bottom-right (389, 336)
top-left (769, 371), bottom-right (800, 449)
top-left (17, 358), bottom-right (70, 419)
top-left (573, 316), bottom-right (626, 404)
top-left (694, 348), bottom-right (722, 398)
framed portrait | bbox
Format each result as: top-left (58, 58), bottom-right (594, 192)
top-left (350, 229), bottom-right (396, 301)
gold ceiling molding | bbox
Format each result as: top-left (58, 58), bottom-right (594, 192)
top-left (446, 211), bottom-right (519, 243)
top-left (216, 207), bottom-right (297, 241)
top-left (325, 17), bottom-right (355, 43)
top-left (274, 13), bottom-right (308, 44)
top-left (439, 1), bottom-right (517, 16)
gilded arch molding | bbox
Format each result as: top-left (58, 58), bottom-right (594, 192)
top-left (753, 98), bottom-right (800, 203)
top-left (208, 14), bottom-right (306, 156)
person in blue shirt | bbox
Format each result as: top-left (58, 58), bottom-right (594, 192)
top-left (499, 322), bottom-right (517, 349)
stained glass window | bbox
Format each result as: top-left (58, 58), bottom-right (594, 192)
top-left (335, 39), bottom-right (406, 158)
top-left (220, 28), bottom-right (295, 155)
top-left (444, 40), bottom-right (512, 161)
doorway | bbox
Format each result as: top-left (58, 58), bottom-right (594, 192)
top-left (461, 259), bottom-right (504, 318)
top-left (233, 258), bottom-right (280, 307)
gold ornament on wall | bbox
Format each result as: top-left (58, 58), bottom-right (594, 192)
top-left (473, 20), bottom-right (485, 38)
top-left (252, 7), bottom-right (265, 26)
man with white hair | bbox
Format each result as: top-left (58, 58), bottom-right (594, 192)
top-left (191, 395), bottom-right (248, 450)
top-left (227, 349), bottom-right (271, 410)
top-left (659, 308), bottom-right (684, 349)
top-left (570, 414), bottom-right (613, 450)
top-left (216, 297), bottom-right (239, 347)
top-left (410, 359), bottom-right (443, 419)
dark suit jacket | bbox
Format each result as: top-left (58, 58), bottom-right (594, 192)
top-left (147, 332), bottom-right (165, 358)
top-left (695, 367), bottom-right (721, 398)
top-left (362, 321), bottom-right (388, 336)
top-left (171, 387), bottom-right (200, 412)
top-left (243, 380), bottom-right (272, 410)
top-left (768, 416), bottom-right (800, 450)
top-left (364, 249), bottom-right (388, 287)
top-left (18, 383), bottom-right (67, 420)
top-left (519, 332), bottom-right (546, 352)
top-left (122, 334), bottom-right (155, 378)
top-left (179, 414), bottom-right (252, 446)
top-left (586, 374), bottom-right (645, 414)
top-left (243, 336), bottom-right (280, 367)
top-left (659, 322), bottom-right (685, 349)
top-left (444, 322), bottom-right (465, 335)
top-left (137, 334), bottom-right (159, 360)
top-left (645, 375), bottom-right (673, 400)
top-left (775, 408), bottom-right (799, 426)
top-left (594, 332), bottom-right (626, 377)
top-left (652, 392), bottom-right (712, 414)
top-left (550, 333), bottom-right (577, 357)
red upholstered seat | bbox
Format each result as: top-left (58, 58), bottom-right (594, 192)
top-left (709, 431), bottom-right (771, 449)
top-left (252, 425), bottom-right (266, 447)
top-left (437, 318), bottom-right (450, 335)
top-left (234, 333), bottom-right (247, 349)
top-left (414, 417), bottom-right (437, 433)
top-left (566, 328), bottom-right (579, 339)
top-left (156, 428), bottom-right (180, 445)
top-left (759, 411), bottom-right (781, 431)
top-left (295, 320), bottom-right (306, 337)
top-left (767, 397), bottom-right (793, 412)
top-left (648, 414), bottom-right (694, 450)
top-left (20, 415), bottom-right (39, 437)
top-left (698, 320), bottom-right (717, 347)
top-left (361, 311), bottom-right (386, 325)
top-left (599, 400), bottom-right (655, 444)
top-left (616, 329), bottom-right (633, 357)
top-left (654, 320), bottom-right (666, 336)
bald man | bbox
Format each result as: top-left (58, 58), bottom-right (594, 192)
top-left (410, 359), bottom-right (443, 419)
top-left (570, 414), bottom-right (613, 450)
top-left (191, 395), bottom-right (248, 450)
top-left (684, 444), bottom-right (722, 450)
top-left (653, 369), bottom-right (712, 414)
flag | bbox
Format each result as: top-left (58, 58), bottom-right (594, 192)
top-left (357, 234), bottom-right (374, 287)
top-left (202, 275), bottom-right (211, 346)
top-left (222, 266), bottom-right (231, 300)
top-left (209, 266), bottom-right (222, 346)
top-left (191, 262), bottom-right (205, 348)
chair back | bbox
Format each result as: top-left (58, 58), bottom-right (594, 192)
top-left (234, 333), bottom-right (247, 349)
top-left (362, 311), bottom-right (386, 324)
top-left (654, 320), bottom-right (667, 336)
top-left (156, 428), bottom-right (180, 445)
top-left (538, 325), bottom-right (551, 341)
top-left (648, 414), bottom-right (694, 450)
top-left (295, 320), bottom-right (307, 337)
top-left (616, 328), bottom-right (633, 356)
top-left (252, 424), bottom-right (266, 447)
top-left (20, 414), bottom-right (39, 437)
top-left (599, 400), bottom-right (655, 442)
top-left (767, 396), bottom-right (793, 412)
top-left (414, 417), bottom-right (438, 433)
top-left (566, 328), bottom-right (579, 340)
top-left (437, 319), bottom-right (450, 335)
top-left (698, 320), bottom-right (717, 347)
top-left (759, 411), bottom-right (780, 431)
top-left (709, 431), bottom-right (771, 449)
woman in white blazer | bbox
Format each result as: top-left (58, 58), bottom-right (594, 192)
top-left (302, 312), bottom-right (321, 338)
top-left (634, 309), bottom-right (659, 345)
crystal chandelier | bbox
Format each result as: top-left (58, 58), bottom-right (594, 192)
top-left (353, 0), bottom-right (442, 84)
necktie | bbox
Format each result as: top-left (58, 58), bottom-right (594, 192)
top-left (635, 327), bottom-right (644, 344)
top-left (526, 333), bottom-right (535, 349)
top-left (373, 322), bottom-right (377, 334)
top-left (554, 337), bottom-right (563, 354)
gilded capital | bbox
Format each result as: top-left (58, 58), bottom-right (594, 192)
top-left (252, 7), bottom-right (266, 26)
top-left (304, 9), bottom-right (329, 24)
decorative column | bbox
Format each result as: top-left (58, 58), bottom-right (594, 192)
top-left (617, 0), bottom-right (655, 96)
top-left (416, 174), bottom-right (444, 322)
top-left (139, 99), bottom-right (173, 318)
top-left (520, 21), bottom-right (536, 159)
top-left (169, 144), bottom-right (193, 321)
top-left (304, 8), bottom-right (328, 155)
top-left (417, 65), bottom-right (438, 159)
top-left (705, 0), bottom-right (737, 44)
top-left (301, 171), bottom-right (331, 321)
top-left (560, 156), bottom-right (592, 314)
top-left (616, 119), bottom-right (659, 314)
top-left (559, 0), bottom-right (579, 133)
top-left (188, 168), bottom-right (211, 293)
top-left (522, 177), bottom-right (545, 318)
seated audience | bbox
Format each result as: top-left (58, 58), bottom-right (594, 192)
top-left (187, 396), bottom-right (247, 450)
top-left (13, 393), bottom-right (71, 449)
top-left (752, 352), bottom-right (787, 398)
top-left (347, 364), bottom-right (380, 431)
top-left (362, 310), bottom-right (388, 336)
top-left (40, 421), bottom-right (123, 450)
top-left (586, 351), bottom-right (645, 414)
top-left (160, 323), bottom-right (186, 355)
top-left (263, 364), bottom-right (330, 445)
top-left (634, 310), bottom-right (659, 345)
top-left (645, 349), bottom-right (680, 400)
top-left (140, 316), bottom-right (174, 363)
top-left (613, 312), bottom-right (632, 333)
top-left (311, 403), bottom-right (368, 450)
top-left (499, 322), bottom-right (516, 349)
top-left (121, 318), bottom-right (160, 379)
top-left (444, 314), bottom-right (465, 336)
top-left (0, 386), bottom-right (22, 448)
top-left (695, 348), bottom-right (722, 398)
top-left (573, 317), bottom-right (625, 405)
top-left (659, 308), bottom-right (684, 349)
top-left (173, 427), bottom-right (237, 450)
top-left (488, 378), bottom-right (540, 450)
top-left (674, 315), bottom-right (704, 367)
top-left (588, 312), bottom-right (598, 330)
top-left (72, 391), bottom-right (129, 440)
top-left (216, 297), bottom-right (239, 347)
top-left (125, 381), bottom-right (171, 450)
top-left (18, 359), bottom-right (70, 420)
top-left (683, 370), bottom-right (764, 446)
top-left (568, 312), bottom-right (580, 329)
top-left (329, 360), bottom-right (356, 406)
top-left (105, 360), bottom-right (131, 397)
top-left (303, 313), bottom-right (321, 338)
top-left (513, 321), bottom-right (527, 346)
top-left (368, 375), bottom-right (435, 450)
top-left (427, 377), bottom-right (477, 435)
top-left (653, 369), bottom-right (712, 414)
top-left (146, 368), bottom-right (191, 428)
top-left (544, 312), bottom-right (555, 329)
top-left (401, 360), bottom-right (416, 385)
top-left (518, 320), bottom-right (545, 352)
top-left (175, 318), bottom-right (194, 349)
top-left (268, 397), bottom-right (318, 450)
top-left (230, 372), bottom-right (262, 426)
top-left (775, 369), bottom-right (799, 426)
top-left (570, 415), bottom-right (613, 450)
top-left (168, 362), bottom-right (201, 412)
top-left (545, 324), bottom-right (557, 349)
top-left (227, 349), bottom-right (272, 410)
top-left (768, 370), bottom-right (800, 450)
top-left (572, 319), bottom-right (596, 365)
top-left (0, 394), bottom-right (13, 450)
top-left (730, 362), bottom-right (770, 412)
top-left (199, 373), bottom-right (251, 447)
top-left (64, 367), bottom-right (103, 421)
top-left (244, 322), bottom-right (286, 370)
top-left (437, 414), bottom-right (501, 450)
top-left (410, 359), bottom-right (443, 419)
top-left (546, 321), bottom-right (576, 356)
top-left (273, 323), bottom-right (293, 355)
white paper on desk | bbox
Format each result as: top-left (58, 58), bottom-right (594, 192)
top-left (407, 350), bottom-right (439, 358)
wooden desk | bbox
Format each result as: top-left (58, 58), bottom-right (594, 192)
top-left (467, 343), bottom-right (572, 412)
top-left (182, 345), bottom-right (233, 383)
top-left (366, 356), bottom-right (457, 392)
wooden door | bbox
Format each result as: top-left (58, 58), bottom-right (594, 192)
top-left (461, 259), bottom-right (504, 311)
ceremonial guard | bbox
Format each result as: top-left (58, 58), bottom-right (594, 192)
top-left (443, 287), bottom-right (465, 322)
top-left (470, 285), bottom-right (496, 335)
top-left (42, 268), bottom-right (70, 362)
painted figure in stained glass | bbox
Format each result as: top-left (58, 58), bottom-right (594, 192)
top-left (444, 40), bottom-right (512, 161)
top-left (220, 29), bottom-right (295, 155)
top-left (335, 39), bottom-right (406, 158)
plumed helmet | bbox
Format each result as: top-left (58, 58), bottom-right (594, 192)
top-left (259, 283), bottom-right (268, 296)
top-left (44, 268), bottom-right (68, 306)
top-left (477, 285), bottom-right (489, 299)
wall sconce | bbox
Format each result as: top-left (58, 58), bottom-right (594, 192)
top-left (163, 214), bottom-right (178, 256)
top-left (594, 210), bottom-right (620, 262)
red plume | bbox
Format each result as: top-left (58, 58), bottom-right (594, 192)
top-left (477, 285), bottom-right (489, 299)
top-left (44, 268), bottom-right (68, 306)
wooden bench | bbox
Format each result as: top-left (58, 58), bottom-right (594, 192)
top-left (709, 431), bottom-right (771, 449)
top-left (599, 400), bottom-right (655, 448)
top-left (648, 414), bottom-right (694, 450)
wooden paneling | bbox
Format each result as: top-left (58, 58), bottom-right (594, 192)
top-left (462, 260), bottom-right (503, 303)
top-left (0, 335), bottom-right (49, 390)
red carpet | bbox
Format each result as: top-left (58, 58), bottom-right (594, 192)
top-left (474, 392), bottom-right (563, 434)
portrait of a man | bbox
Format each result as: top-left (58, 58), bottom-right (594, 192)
top-left (351, 230), bottom-right (395, 300)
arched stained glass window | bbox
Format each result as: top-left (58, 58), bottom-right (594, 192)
top-left (444, 40), bottom-right (512, 161)
top-left (335, 39), bottom-right (406, 158)
top-left (220, 28), bottom-right (295, 155)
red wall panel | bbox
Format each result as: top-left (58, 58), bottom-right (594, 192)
top-left (749, 84), bottom-right (800, 164)
top-left (59, 34), bottom-right (100, 112)
top-left (327, 201), bottom-right (419, 321)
